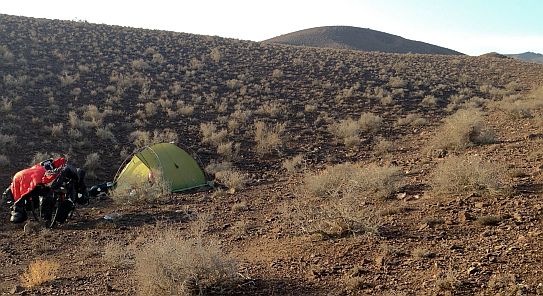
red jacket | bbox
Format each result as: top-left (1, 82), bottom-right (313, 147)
top-left (10, 157), bottom-right (66, 202)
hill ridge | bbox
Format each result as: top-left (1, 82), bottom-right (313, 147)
top-left (263, 26), bottom-right (463, 55)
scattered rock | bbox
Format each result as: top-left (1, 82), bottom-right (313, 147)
top-left (458, 211), bottom-right (473, 223)
top-left (10, 285), bottom-right (24, 294)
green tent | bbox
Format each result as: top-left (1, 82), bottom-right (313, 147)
top-left (114, 143), bottom-right (208, 192)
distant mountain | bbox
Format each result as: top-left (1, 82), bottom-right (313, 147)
top-left (263, 26), bottom-right (463, 55)
top-left (506, 52), bottom-right (543, 64)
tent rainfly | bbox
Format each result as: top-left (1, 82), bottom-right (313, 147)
top-left (114, 143), bottom-right (208, 192)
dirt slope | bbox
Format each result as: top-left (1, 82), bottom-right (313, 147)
top-left (1, 14), bottom-right (543, 295)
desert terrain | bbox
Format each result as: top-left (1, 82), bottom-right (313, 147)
top-left (1, 14), bottom-right (543, 295)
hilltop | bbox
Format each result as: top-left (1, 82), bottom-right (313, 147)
top-left (507, 52), bottom-right (543, 64)
top-left (263, 26), bottom-right (463, 55)
top-left (1, 14), bottom-right (543, 295)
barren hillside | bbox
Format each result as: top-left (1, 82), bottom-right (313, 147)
top-left (263, 26), bottom-right (463, 55)
top-left (1, 14), bottom-right (543, 295)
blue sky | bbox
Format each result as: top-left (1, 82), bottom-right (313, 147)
top-left (1, 0), bottom-right (542, 55)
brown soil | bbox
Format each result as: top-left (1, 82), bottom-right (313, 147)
top-left (1, 14), bottom-right (543, 295)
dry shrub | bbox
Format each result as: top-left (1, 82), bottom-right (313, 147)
top-left (130, 129), bottom-right (178, 148)
top-left (282, 154), bottom-right (305, 173)
top-left (205, 161), bottom-right (233, 175)
top-left (428, 108), bottom-right (495, 151)
top-left (21, 259), bottom-right (60, 288)
top-left (373, 138), bottom-right (394, 156)
top-left (488, 273), bottom-right (519, 294)
top-left (254, 121), bottom-right (285, 155)
top-left (134, 228), bottom-right (237, 296)
top-left (50, 123), bottom-right (64, 137)
top-left (488, 87), bottom-right (543, 118)
top-left (200, 123), bottom-right (227, 147)
top-left (110, 170), bottom-right (171, 204)
top-left (395, 114), bottom-right (426, 127)
top-left (215, 169), bottom-right (248, 190)
top-left (435, 269), bottom-right (461, 292)
top-left (287, 196), bottom-right (379, 238)
top-left (96, 126), bottom-right (117, 142)
top-left (216, 142), bottom-right (240, 160)
top-left (84, 152), bottom-right (100, 178)
top-left (421, 95), bottom-right (438, 107)
top-left (477, 215), bottom-right (502, 226)
top-left (0, 133), bottom-right (16, 149)
top-left (358, 112), bottom-right (382, 133)
top-left (0, 154), bottom-right (9, 167)
top-left (430, 155), bottom-right (505, 196)
top-left (328, 118), bottom-right (359, 148)
top-left (305, 162), bottom-right (402, 200)
top-left (256, 102), bottom-right (283, 117)
top-left (290, 162), bottom-right (402, 238)
top-left (103, 241), bottom-right (133, 268)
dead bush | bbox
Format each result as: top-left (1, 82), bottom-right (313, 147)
top-left (103, 241), bottom-right (133, 268)
top-left (328, 118), bottom-right (360, 148)
top-left (134, 228), bottom-right (237, 296)
top-left (0, 134), bottom-right (16, 150)
top-left (0, 154), bottom-right (9, 167)
top-left (200, 123), bottom-right (228, 147)
top-left (430, 155), bottom-right (505, 196)
top-left (21, 259), bottom-right (60, 288)
top-left (282, 155), bottom-right (305, 174)
top-left (421, 95), bottom-right (438, 107)
top-left (110, 170), bottom-right (171, 204)
top-left (84, 152), bottom-right (100, 178)
top-left (358, 112), bottom-right (383, 133)
top-left (428, 108), bottom-right (495, 151)
top-left (215, 169), bottom-right (248, 190)
top-left (304, 162), bottom-right (402, 200)
top-left (254, 121), bottom-right (285, 155)
top-left (286, 196), bottom-right (379, 238)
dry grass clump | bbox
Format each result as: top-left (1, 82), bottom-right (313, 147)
top-left (328, 118), bottom-right (360, 148)
top-left (428, 108), bottom-right (495, 151)
top-left (200, 122), bottom-right (228, 147)
top-left (358, 112), bottom-right (383, 133)
top-left (487, 273), bottom-right (519, 294)
top-left (289, 162), bottom-right (402, 238)
top-left (110, 170), bottom-right (171, 204)
top-left (421, 95), bottom-right (438, 107)
top-left (0, 154), bottom-right (9, 167)
top-left (435, 269), bottom-right (461, 292)
top-left (215, 169), bottom-right (249, 190)
top-left (129, 129), bottom-right (178, 148)
top-left (0, 133), bottom-right (16, 149)
top-left (134, 228), bottom-right (237, 296)
top-left (430, 155), bottom-right (505, 197)
top-left (21, 259), bottom-right (60, 288)
top-left (305, 162), bottom-right (402, 200)
top-left (488, 86), bottom-right (543, 118)
top-left (287, 196), bottom-right (379, 238)
top-left (205, 160), bottom-right (248, 190)
top-left (477, 215), bottom-right (502, 226)
top-left (84, 152), bottom-right (100, 178)
top-left (282, 154), bottom-right (305, 173)
top-left (103, 241), bottom-right (133, 269)
top-left (395, 114), bottom-right (426, 127)
top-left (254, 121), bottom-right (286, 155)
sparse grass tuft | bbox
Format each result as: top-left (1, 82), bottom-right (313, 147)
top-left (282, 155), bottom-right (305, 174)
top-left (21, 259), bottom-right (60, 288)
top-left (134, 227), bottom-right (237, 296)
top-left (254, 121), bottom-right (286, 155)
top-left (428, 108), bottom-right (495, 151)
top-left (103, 241), bottom-right (133, 269)
top-left (430, 155), bottom-right (505, 196)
